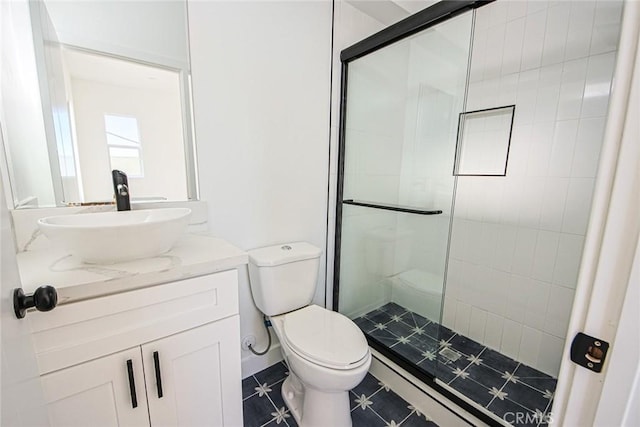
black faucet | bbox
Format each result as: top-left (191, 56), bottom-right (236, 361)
top-left (112, 170), bottom-right (131, 211)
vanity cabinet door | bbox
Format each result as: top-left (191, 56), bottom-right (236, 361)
top-left (142, 315), bottom-right (243, 427)
top-left (41, 347), bottom-right (150, 427)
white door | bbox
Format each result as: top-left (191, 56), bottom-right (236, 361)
top-left (143, 316), bottom-right (243, 427)
top-left (552, 2), bottom-right (640, 425)
top-left (0, 176), bottom-right (50, 424)
top-left (41, 347), bottom-right (150, 427)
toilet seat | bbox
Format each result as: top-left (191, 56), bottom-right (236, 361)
top-left (282, 305), bottom-right (369, 370)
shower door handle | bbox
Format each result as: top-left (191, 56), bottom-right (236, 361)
top-left (342, 199), bottom-right (442, 215)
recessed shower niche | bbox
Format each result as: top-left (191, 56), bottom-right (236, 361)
top-left (334, 1), bottom-right (623, 424)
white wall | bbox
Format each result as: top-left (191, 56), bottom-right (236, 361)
top-left (443, 0), bottom-right (623, 377)
top-left (71, 78), bottom-right (187, 202)
top-left (188, 1), bottom-right (333, 375)
top-left (43, 0), bottom-right (189, 69)
top-left (0, 0), bottom-right (56, 207)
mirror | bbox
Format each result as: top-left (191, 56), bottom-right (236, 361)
top-left (0, 0), bottom-right (197, 208)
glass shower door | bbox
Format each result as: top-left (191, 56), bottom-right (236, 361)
top-left (336, 11), bottom-right (473, 376)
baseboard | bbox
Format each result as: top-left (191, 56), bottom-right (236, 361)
top-left (241, 343), bottom-right (283, 378)
top-left (370, 349), bottom-right (490, 427)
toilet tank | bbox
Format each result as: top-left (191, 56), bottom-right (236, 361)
top-left (247, 242), bottom-right (322, 316)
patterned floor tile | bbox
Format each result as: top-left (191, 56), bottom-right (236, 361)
top-left (369, 327), bottom-right (401, 347)
top-left (400, 412), bottom-right (439, 426)
top-left (402, 311), bottom-right (431, 329)
top-left (394, 342), bottom-right (429, 364)
top-left (487, 397), bottom-right (540, 426)
top-left (481, 348), bottom-right (519, 374)
top-left (367, 310), bottom-right (393, 325)
top-left (449, 377), bottom-right (494, 407)
top-left (244, 364), bottom-right (438, 427)
top-left (410, 334), bottom-right (439, 354)
top-left (379, 302), bottom-right (408, 316)
top-left (502, 381), bottom-right (552, 413)
top-left (386, 320), bottom-right (415, 338)
top-left (242, 376), bottom-right (259, 399)
top-left (514, 364), bottom-right (557, 394)
top-left (369, 387), bottom-right (414, 425)
top-left (253, 361), bottom-right (288, 387)
top-left (267, 380), bottom-right (289, 413)
top-left (351, 406), bottom-right (386, 426)
top-left (352, 372), bottom-right (382, 398)
top-left (354, 316), bottom-right (378, 333)
top-left (438, 326), bottom-right (456, 342)
top-left (243, 392), bottom-right (278, 427)
top-left (448, 334), bottom-right (485, 357)
top-left (465, 362), bottom-right (508, 390)
top-left (358, 303), bottom-right (558, 426)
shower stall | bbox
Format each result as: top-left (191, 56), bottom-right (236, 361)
top-left (333, 0), bottom-right (624, 424)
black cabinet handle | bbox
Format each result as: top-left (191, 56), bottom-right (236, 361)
top-left (153, 351), bottom-right (163, 398)
top-left (126, 359), bottom-right (138, 408)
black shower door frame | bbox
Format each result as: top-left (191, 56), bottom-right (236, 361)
top-left (332, 1), bottom-right (499, 425)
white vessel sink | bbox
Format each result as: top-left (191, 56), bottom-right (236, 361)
top-left (38, 208), bottom-right (192, 264)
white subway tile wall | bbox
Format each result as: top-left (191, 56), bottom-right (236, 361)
top-left (443, 0), bottom-right (622, 377)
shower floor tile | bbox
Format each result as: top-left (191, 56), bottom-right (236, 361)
top-left (243, 361), bottom-right (439, 427)
top-left (356, 304), bottom-right (557, 426)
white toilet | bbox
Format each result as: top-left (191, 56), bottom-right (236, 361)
top-left (248, 242), bottom-right (371, 427)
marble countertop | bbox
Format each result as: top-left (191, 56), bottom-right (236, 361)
top-left (17, 233), bottom-right (248, 305)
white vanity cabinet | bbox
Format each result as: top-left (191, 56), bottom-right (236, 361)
top-left (143, 317), bottom-right (240, 426)
top-left (42, 347), bottom-right (148, 427)
top-left (29, 270), bottom-right (243, 427)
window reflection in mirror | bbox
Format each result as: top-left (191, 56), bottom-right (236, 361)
top-left (0, 0), bottom-right (196, 208)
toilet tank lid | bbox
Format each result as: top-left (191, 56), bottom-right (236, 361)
top-left (248, 242), bottom-right (322, 267)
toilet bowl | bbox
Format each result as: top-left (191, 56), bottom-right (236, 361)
top-left (247, 242), bottom-right (371, 427)
top-left (271, 305), bottom-right (371, 426)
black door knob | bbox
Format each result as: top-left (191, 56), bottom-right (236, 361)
top-left (13, 285), bottom-right (58, 319)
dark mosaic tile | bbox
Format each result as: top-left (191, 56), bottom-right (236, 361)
top-left (434, 353), bottom-right (470, 384)
top-left (414, 355), bottom-right (436, 376)
top-left (502, 381), bottom-right (552, 413)
top-left (393, 342), bottom-right (428, 364)
top-left (400, 412), bottom-right (439, 426)
top-left (481, 348), bottom-right (519, 374)
top-left (242, 393), bottom-right (276, 427)
top-left (422, 322), bottom-right (440, 339)
top-left (352, 372), bottom-right (382, 398)
top-left (465, 362), bottom-right (508, 391)
top-left (267, 379), bottom-right (288, 412)
top-left (354, 316), bottom-right (378, 333)
top-left (436, 348), bottom-right (468, 368)
top-left (448, 334), bottom-right (485, 357)
top-left (351, 406), bottom-right (385, 426)
top-left (285, 413), bottom-right (299, 427)
top-left (350, 391), bottom-right (360, 410)
top-left (438, 326), bottom-right (456, 342)
top-left (386, 320), bottom-right (415, 338)
top-left (367, 310), bottom-right (393, 325)
top-left (242, 376), bottom-right (259, 399)
top-left (368, 328), bottom-right (400, 347)
top-left (402, 311), bottom-right (431, 329)
top-left (449, 377), bottom-right (494, 407)
top-left (254, 362), bottom-right (288, 387)
top-left (487, 397), bottom-right (540, 427)
top-left (370, 388), bottom-right (413, 425)
top-left (411, 334), bottom-right (439, 354)
top-left (379, 302), bottom-right (408, 316)
top-left (262, 410), bottom-right (295, 427)
top-left (433, 364), bottom-right (460, 384)
top-left (514, 364), bottom-right (557, 394)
